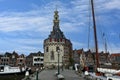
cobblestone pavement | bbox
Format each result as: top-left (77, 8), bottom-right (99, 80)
top-left (30, 69), bottom-right (84, 80)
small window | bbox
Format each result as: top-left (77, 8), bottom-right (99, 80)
top-left (20, 60), bottom-right (23, 62)
top-left (41, 59), bottom-right (43, 61)
top-left (56, 46), bottom-right (60, 51)
top-left (57, 39), bottom-right (59, 42)
top-left (34, 59), bottom-right (37, 61)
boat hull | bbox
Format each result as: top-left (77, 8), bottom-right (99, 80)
top-left (0, 71), bottom-right (25, 75)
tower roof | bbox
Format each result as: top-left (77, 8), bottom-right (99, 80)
top-left (48, 10), bottom-right (66, 39)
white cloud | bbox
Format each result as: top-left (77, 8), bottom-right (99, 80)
top-left (0, 0), bottom-right (119, 54)
top-left (0, 15), bottom-right (52, 32)
top-left (0, 0), bottom-right (87, 33)
top-left (104, 0), bottom-right (120, 10)
top-left (0, 38), bottom-right (44, 54)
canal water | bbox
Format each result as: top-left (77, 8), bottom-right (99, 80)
top-left (0, 74), bottom-right (25, 80)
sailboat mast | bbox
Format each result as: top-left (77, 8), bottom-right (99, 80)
top-left (90, 0), bottom-right (100, 68)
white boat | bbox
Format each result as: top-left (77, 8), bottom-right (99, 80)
top-left (97, 68), bottom-right (120, 75)
top-left (0, 65), bottom-right (25, 75)
top-left (89, 72), bottom-right (120, 80)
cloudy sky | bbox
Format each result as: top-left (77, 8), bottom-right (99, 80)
top-left (0, 0), bottom-right (119, 55)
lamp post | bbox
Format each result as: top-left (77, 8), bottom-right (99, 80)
top-left (36, 68), bottom-right (38, 80)
top-left (62, 56), bottom-right (64, 71)
top-left (57, 47), bottom-right (60, 75)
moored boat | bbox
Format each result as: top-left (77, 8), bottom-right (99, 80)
top-left (85, 0), bottom-right (120, 80)
top-left (0, 65), bottom-right (25, 75)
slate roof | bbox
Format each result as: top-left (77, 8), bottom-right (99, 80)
top-left (48, 10), bottom-right (66, 39)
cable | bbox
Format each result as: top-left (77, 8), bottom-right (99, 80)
top-left (87, 0), bottom-right (91, 50)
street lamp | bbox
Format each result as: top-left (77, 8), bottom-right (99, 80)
top-left (57, 47), bottom-right (60, 75)
top-left (36, 68), bottom-right (39, 80)
top-left (62, 56), bottom-right (64, 71)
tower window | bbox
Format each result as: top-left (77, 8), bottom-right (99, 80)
top-left (56, 46), bottom-right (60, 52)
top-left (55, 17), bottom-right (57, 20)
top-left (57, 39), bottom-right (59, 42)
top-left (51, 51), bottom-right (54, 60)
top-left (46, 47), bottom-right (49, 52)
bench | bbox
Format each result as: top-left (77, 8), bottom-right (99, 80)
top-left (57, 74), bottom-right (64, 80)
top-left (55, 72), bottom-right (58, 76)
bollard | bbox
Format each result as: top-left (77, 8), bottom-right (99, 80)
top-left (25, 70), bottom-right (30, 80)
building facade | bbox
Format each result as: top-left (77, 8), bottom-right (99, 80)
top-left (0, 52), bottom-right (11, 65)
top-left (110, 53), bottom-right (120, 69)
top-left (26, 52), bottom-right (44, 66)
top-left (32, 52), bottom-right (44, 67)
top-left (73, 49), bottom-right (83, 64)
top-left (10, 51), bottom-right (19, 66)
top-left (16, 54), bottom-right (26, 67)
top-left (44, 10), bottom-right (73, 68)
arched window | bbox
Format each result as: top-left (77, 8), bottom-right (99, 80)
top-left (51, 51), bottom-right (54, 60)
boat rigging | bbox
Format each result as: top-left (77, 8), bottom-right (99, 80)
top-left (90, 0), bottom-right (100, 73)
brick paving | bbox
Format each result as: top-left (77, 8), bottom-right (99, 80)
top-left (29, 69), bottom-right (84, 80)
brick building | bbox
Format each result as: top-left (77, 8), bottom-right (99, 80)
top-left (16, 54), bottom-right (26, 67)
top-left (110, 53), bottom-right (120, 69)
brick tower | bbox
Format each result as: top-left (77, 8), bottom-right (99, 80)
top-left (44, 10), bottom-right (73, 68)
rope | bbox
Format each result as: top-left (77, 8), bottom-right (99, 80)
top-left (87, 0), bottom-right (92, 50)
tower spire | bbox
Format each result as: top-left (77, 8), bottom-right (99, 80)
top-left (53, 9), bottom-right (59, 26)
top-left (55, 4), bottom-right (58, 11)
top-left (48, 8), bottom-right (65, 39)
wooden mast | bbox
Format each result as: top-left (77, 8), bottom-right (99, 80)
top-left (90, 0), bottom-right (100, 70)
